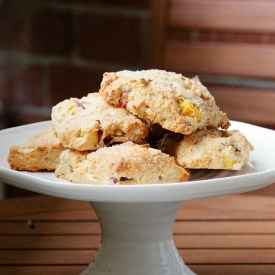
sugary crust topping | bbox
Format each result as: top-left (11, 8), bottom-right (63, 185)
top-left (99, 70), bottom-right (230, 134)
top-left (173, 128), bottom-right (254, 170)
top-left (51, 93), bottom-right (148, 151)
top-left (7, 126), bottom-right (65, 171)
top-left (55, 142), bottom-right (189, 184)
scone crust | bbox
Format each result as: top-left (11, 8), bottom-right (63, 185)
top-left (173, 128), bottom-right (254, 170)
top-left (51, 93), bottom-right (148, 151)
top-left (99, 70), bottom-right (230, 134)
top-left (55, 142), bottom-right (189, 184)
top-left (7, 126), bottom-right (64, 171)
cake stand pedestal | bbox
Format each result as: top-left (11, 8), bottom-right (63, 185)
top-left (81, 201), bottom-right (195, 275)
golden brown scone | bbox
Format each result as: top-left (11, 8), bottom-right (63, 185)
top-left (99, 70), bottom-right (230, 135)
top-left (164, 128), bottom-right (254, 170)
top-left (55, 142), bottom-right (189, 184)
top-left (51, 93), bottom-right (148, 151)
top-left (8, 126), bottom-right (65, 172)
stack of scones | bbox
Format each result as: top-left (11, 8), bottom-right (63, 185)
top-left (8, 70), bottom-right (253, 185)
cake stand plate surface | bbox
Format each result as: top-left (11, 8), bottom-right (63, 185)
top-left (1, 121), bottom-right (275, 275)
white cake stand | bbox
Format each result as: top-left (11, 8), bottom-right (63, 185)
top-left (1, 121), bottom-right (275, 275)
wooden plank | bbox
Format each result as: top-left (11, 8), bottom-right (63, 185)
top-left (0, 235), bottom-right (101, 249)
top-left (1, 249), bottom-right (275, 265)
top-left (2, 220), bottom-right (275, 235)
top-left (0, 208), bottom-right (96, 221)
top-left (164, 41), bottom-right (275, 78)
top-left (245, 183), bottom-right (275, 196)
top-left (2, 194), bottom-right (275, 222)
top-left (174, 221), bottom-right (275, 234)
top-left (175, 235), bottom-right (275, 249)
top-left (2, 234), bottom-right (275, 250)
top-left (148, 0), bottom-right (170, 67)
top-left (1, 265), bottom-right (275, 275)
top-left (190, 264), bottom-right (275, 275)
top-left (1, 195), bottom-right (275, 222)
top-left (0, 221), bottom-right (101, 234)
top-left (178, 195), bottom-right (275, 220)
top-left (209, 86), bottom-right (275, 125)
top-left (0, 266), bottom-right (87, 275)
top-left (169, 0), bottom-right (275, 32)
top-left (0, 195), bottom-right (95, 221)
top-left (181, 249), bottom-right (275, 264)
top-left (0, 250), bottom-right (96, 265)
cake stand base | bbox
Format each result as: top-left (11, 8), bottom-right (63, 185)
top-left (80, 201), bottom-right (196, 275)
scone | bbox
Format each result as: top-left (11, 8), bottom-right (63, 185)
top-left (161, 128), bottom-right (253, 170)
top-left (55, 142), bottom-right (189, 184)
top-left (51, 93), bottom-right (148, 151)
top-left (99, 70), bottom-right (230, 135)
top-left (8, 126), bottom-right (65, 171)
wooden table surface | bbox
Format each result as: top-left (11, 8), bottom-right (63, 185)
top-left (1, 194), bottom-right (275, 275)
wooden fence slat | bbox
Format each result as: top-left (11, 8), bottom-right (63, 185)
top-left (210, 86), bottom-right (275, 125)
top-left (165, 42), bottom-right (275, 78)
top-left (169, 0), bottom-right (275, 32)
